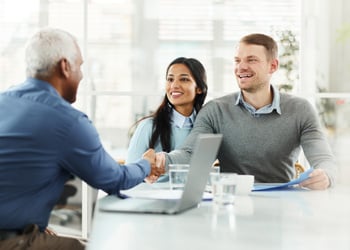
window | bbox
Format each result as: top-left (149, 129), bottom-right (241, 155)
top-left (2, 0), bottom-right (349, 238)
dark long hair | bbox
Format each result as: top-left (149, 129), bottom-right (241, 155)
top-left (133, 57), bottom-right (208, 152)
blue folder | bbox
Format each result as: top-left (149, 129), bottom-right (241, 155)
top-left (252, 168), bottom-right (314, 191)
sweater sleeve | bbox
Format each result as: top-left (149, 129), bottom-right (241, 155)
top-left (298, 100), bottom-right (338, 186)
top-left (166, 101), bottom-right (217, 170)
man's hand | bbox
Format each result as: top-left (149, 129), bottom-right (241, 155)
top-left (45, 227), bottom-right (57, 236)
top-left (299, 168), bottom-right (330, 190)
top-left (143, 150), bottom-right (165, 183)
top-left (155, 152), bottom-right (166, 169)
top-left (142, 148), bottom-right (156, 166)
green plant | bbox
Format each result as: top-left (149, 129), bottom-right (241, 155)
top-left (275, 30), bottom-right (299, 92)
top-left (336, 23), bottom-right (350, 43)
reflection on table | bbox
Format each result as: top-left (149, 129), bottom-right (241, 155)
top-left (87, 183), bottom-right (350, 250)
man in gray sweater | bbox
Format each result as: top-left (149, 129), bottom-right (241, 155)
top-left (154, 33), bottom-right (336, 190)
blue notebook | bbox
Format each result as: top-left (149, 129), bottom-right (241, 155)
top-left (252, 168), bottom-right (314, 191)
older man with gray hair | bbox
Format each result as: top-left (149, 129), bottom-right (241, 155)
top-left (0, 27), bottom-right (163, 249)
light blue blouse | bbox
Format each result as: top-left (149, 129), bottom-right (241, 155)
top-left (126, 109), bottom-right (196, 164)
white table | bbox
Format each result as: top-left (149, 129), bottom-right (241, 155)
top-left (87, 184), bottom-right (350, 250)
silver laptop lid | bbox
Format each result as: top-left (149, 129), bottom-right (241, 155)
top-left (98, 133), bottom-right (222, 214)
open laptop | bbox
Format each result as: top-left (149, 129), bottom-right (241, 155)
top-left (99, 133), bottom-right (223, 214)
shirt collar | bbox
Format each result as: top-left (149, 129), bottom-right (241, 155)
top-left (234, 84), bottom-right (281, 115)
top-left (26, 77), bottom-right (61, 96)
top-left (171, 108), bottom-right (197, 128)
top-left (270, 84), bottom-right (281, 114)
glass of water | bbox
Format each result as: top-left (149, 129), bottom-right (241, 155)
top-left (206, 166), bottom-right (220, 192)
top-left (169, 164), bottom-right (190, 190)
top-left (211, 173), bottom-right (237, 206)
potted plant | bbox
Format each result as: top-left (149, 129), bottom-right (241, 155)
top-left (275, 30), bottom-right (299, 92)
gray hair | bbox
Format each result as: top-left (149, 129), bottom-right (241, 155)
top-left (25, 27), bottom-right (78, 78)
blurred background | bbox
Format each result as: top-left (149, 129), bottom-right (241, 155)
top-left (1, 0), bottom-right (349, 239)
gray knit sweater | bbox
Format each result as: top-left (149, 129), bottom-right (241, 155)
top-left (166, 92), bottom-right (337, 185)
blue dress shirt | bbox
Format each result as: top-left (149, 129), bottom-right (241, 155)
top-left (170, 108), bottom-right (196, 129)
top-left (0, 78), bottom-right (150, 231)
top-left (235, 84), bottom-right (282, 117)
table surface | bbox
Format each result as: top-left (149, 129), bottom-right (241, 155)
top-left (87, 183), bottom-right (350, 250)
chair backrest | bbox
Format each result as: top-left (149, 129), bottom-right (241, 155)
top-left (294, 162), bottom-right (306, 179)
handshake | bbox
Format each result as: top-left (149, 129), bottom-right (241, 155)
top-left (142, 149), bottom-right (166, 183)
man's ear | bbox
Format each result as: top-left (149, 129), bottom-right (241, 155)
top-left (59, 58), bottom-right (70, 78)
top-left (269, 58), bottom-right (279, 74)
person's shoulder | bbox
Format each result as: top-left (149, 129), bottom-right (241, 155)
top-left (280, 92), bottom-right (310, 105)
top-left (137, 117), bottom-right (154, 127)
top-left (43, 93), bottom-right (86, 120)
top-left (3, 79), bottom-right (86, 120)
top-left (280, 93), bottom-right (315, 114)
top-left (133, 117), bottom-right (154, 132)
top-left (203, 93), bottom-right (237, 110)
top-left (207, 93), bottom-right (237, 104)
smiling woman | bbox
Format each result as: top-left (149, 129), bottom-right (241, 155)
top-left (126, 57), bottom-right (208, 165)
top-left (166, 64), bottom-right (204, 116)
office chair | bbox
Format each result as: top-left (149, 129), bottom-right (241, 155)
top-left (294, 162), bottom-right (306, 179)
top-left (51, 183), bottom-right (81, 226)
